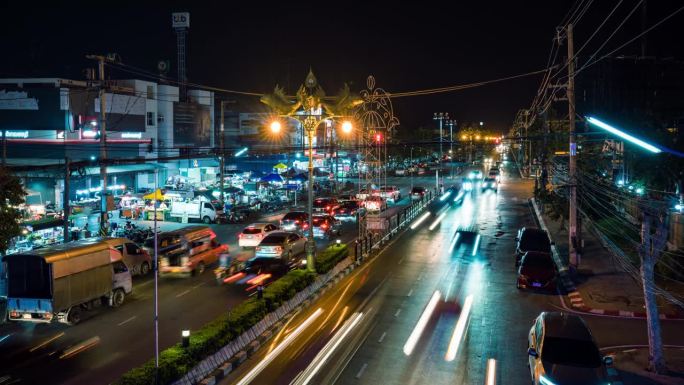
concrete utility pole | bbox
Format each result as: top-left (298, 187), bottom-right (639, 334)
top-left (86, 55), bottom-right (109, 236)
top-left (63, 157), bottom-right (70, 243)
top-left (567, 23), bottom-right (580, 267)
top-left (219, 101), bottom-right (226, 208)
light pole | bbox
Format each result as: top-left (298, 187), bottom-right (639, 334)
top-left (433, 113), bottom-right (449, 164)
top-left (263, 70), bottom-right (358, 271)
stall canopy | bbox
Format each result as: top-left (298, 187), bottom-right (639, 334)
top-left (143, 189), bottom-right (165, 200)
top-left (260, 173), bottom-right (284, 183)
top-left (273, 163), bottom-right (288, 170)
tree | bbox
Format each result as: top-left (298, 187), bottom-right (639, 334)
top-left (639, 211), bottom-right (669, 374)
top-left (0, 167), bottom-right (25, 256)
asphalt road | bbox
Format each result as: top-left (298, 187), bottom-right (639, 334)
top-left (0, 176), bottom-right (437, 385)
top-left (221, 165), bottom-right (684, 385)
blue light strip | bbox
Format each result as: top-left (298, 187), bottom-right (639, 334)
top-left (586, 117), bottom-right (662, 154)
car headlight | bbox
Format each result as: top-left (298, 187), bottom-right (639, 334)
top-left (539, 375), bottom-right (557, 385)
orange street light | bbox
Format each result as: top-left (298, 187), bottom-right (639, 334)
top-left (270, 120), bottom-right (282, 134)
top-left (341, 120), bottom-right (353, 134)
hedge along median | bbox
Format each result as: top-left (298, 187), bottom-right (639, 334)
top-left (116, 268), bottom-right (316, 385)
top-left (315, 243), bottom-right (349, 274)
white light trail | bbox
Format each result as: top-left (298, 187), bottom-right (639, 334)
top-left (237, 308), bottom-right (323, 385)
top-left (410, 212), bottom-right (431, 230)
top-left (439, 191), bottom-right (452, 201)
top-left (587, 116), bottom-right (662, 153)
top-left (485, 358), bottom-right (497, 385)
top-left (403, 291), bottom-right (441, 356)
top-left (296, 312), bottom-right (364, 385)
top-left (428, 212), bottom-right (447, 231)
top-left (445, 294), bottom-right (474, 362)
top-left (472, 234), bottom-right (481, 256)
top-left (448, 233), bottom-right (461, 252)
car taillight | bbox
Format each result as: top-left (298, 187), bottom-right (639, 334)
top-left (326, 205), bottom-right (331, 210)
top-left (321, 223), bottom-right (328, 229)
top-left (295, 220), bottom-right (300, 224)
top-left (238, 233), bottom-right (243, 238)
top-left (255, 246), bottom-right (261, 251)
top-left (9, 311), bottom-right (18, 318)
top-left (275, 246), bottom-right (283, 252)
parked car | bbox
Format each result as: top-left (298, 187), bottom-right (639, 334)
top-left (333, 200), bottom-right (365, 221)
top-left (364, 196), bottom-right (387, 212)
top-left (280, 211), bottom-right (309, 232)
top-left (313, 197), bottom-right (340, 214)
top-left (102, 237), bottom-right (152, 276)
top-left (255, 231), bottom-right (307, 260)
top-left (312, 214), bottom-right (342, 239)
top-left (528, 312), bottom-right (613, 385)
top-left (515, 227), bottom-right (552, 266)
top-left (481, 177), bottom-right (498, 192)
top-left (515, 227), bottom-right (553, 266)
top-left (517, 251), bottom-right (557, 291)
top-left (411, 186), bottom-right (427, 200)
top-left (238, 223), bottom-right (279, 248)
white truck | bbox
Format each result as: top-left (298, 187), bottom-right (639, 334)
top-left (170, 197), bottom-right (223, 224)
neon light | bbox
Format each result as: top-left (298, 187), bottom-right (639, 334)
top-left (410, 212), bottom-right (431, 230)
top-left (586, 117), bottom-right (662, 154)
top-left (235, 147), bottom-right (248, 157)
top-left (428, 212), bottom-right (447, 231)
top-left (403, 291), bottom-right (441, 356)
top-left (445, 294), bottom-right (474, 361)
top-left (3, 130), bottom-right (29, 139)
top-left (236, 308), bottom-right (323, 385)
top-left (82, 130), bottom-right (99, 138)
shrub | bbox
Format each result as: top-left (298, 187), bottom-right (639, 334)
top-left (315, 244), bottom-right (349, 274)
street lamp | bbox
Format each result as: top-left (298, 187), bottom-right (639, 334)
top-left (261, 70), bottom-right (360, 271)
top-left (270, 120), bottom-right (282, 134)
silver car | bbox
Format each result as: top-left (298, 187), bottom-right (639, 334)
top-left (528, 312), bottom-right (613, 385)
top-left (255, 231), bottom-right (307, 261)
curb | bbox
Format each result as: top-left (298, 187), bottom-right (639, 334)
top-left (529, 198), bottom-right (684, 320)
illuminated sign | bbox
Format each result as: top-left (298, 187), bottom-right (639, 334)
top-left (2, 130), bottom-right (29, 139)
top-left (82, 130), bottom-right (99, 138)
top-left (121, 132), bottom-right (142, 139)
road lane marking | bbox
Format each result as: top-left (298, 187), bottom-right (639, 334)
top-left (355, 363), bottom-right (368, 379)
top-left (0, 334), bottom-right (11, 344)
top-left (407, 289), bottom-right (413, 297)
top-left (175, 289), bottom-right (191, 298)
top-left (398, 256), bottom-right (405, 265)
top-left (394, 309), bottom-right (401, 317)
top-left (485, 358), bottom-right (497, 385)
top-left (192, 282), bottom-right (206, 289)
top-left (403, 290), bottom-right (441, 356)
top-left (30, 332), bottom-right (65, 352)
top-left (481, 316), bottom-right (486, 326)
top-left (378, 332), bottom-right (387, 343)
top-left (236, 308), bottom-right (324, 385)
top-left (445, 294), bottom-right (474, 361)
top-left (117, 316), bottom-right (137, 326)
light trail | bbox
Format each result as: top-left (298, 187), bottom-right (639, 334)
top-left (330, 306), bottom-right (350, 333)
top-left (485, 358), bottom-right (497, 385)
top-left (445, 294), bottom-right (474, 361)
top-left (236, 308), bottom-right (323, 385)
top-left (410, 212), bottom-right (431, 230)
top-left (439, 191), bottom-right (452, 201)
top-left (448, 233), bottom-right (461, 252)
top-left (428, 212), bottom-right (447, 231)
top-left (295, 312), bottom-right (364, 385)
top-left (472, 234), bottom-right (481, 256)
top-left (30, 332), bottom-right (65, 352)
top-left (59, 336), bottom-right (101, 359)
top-left (403, 290), bottom-right (441, 356)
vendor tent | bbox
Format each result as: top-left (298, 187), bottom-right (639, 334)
top-left (143, 189), bottom-right (165, 201)
top-left (260, 173), bottom-right (284, 183)
top-left (273, 163), bottom-right (288, 170)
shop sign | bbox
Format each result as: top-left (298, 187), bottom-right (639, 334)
top-left (2, 130), bottom-right (29, 138)
top-left (121, 132), bottom-right (142, 139)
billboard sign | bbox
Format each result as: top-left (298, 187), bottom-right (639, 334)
top-left (172, 12), bottom-right (190, 29)
top-left (0, 88), bottom-right (67, 131)
top-left (173, 102), bottom-right (211, 147)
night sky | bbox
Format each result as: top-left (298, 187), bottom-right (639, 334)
top-left (1, 1), bottom-right (682, 133)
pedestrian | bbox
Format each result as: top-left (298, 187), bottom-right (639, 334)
top-left (257, 284), bottom-right (263, 299)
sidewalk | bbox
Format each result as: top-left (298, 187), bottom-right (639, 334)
top-left (530, 198), bottom-right (684, 319)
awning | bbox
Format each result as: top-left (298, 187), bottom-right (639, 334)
top-left (143, 189), bottom-right (165, 200)
top-left (274, 163), bottom-right (288, 169)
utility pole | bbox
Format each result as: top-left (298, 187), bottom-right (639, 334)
top-left (63, 158), bottom-right (70, 243)
top-left (86, 55), bottom-right (109, 236)
top-left (567, 23), bottom-right (580, 267)
top-left (219, 101), bottom-right (226, 208)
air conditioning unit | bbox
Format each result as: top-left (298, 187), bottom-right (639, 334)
top-left (157, 114), bottom-right (165, 123)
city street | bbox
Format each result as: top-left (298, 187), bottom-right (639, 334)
top-left (0, 176), bottom-right (436, 385)
top-left (221, 167), bottom-right (684, 385)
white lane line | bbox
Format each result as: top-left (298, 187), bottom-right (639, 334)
top-left (192, 282), bottom-right (206, 289)
top-left (117, 316), bottom-right (137, 326)
top-left (398, 256), bottom-right (405, 265)
top-left (355, 363), bottom-right (368, 379)
top-left (394, 309), bottom-right (402, 317)
top-left (237, 309), bottom-right (324, 385)
top-left (481, 316), bottom-right (486, 327)
top-left (176, 289), bottom-right (191, 298)
top-left (378, 332), bottom-right (387, 343)
top-left (407, 289), bottom-right (413, 297)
